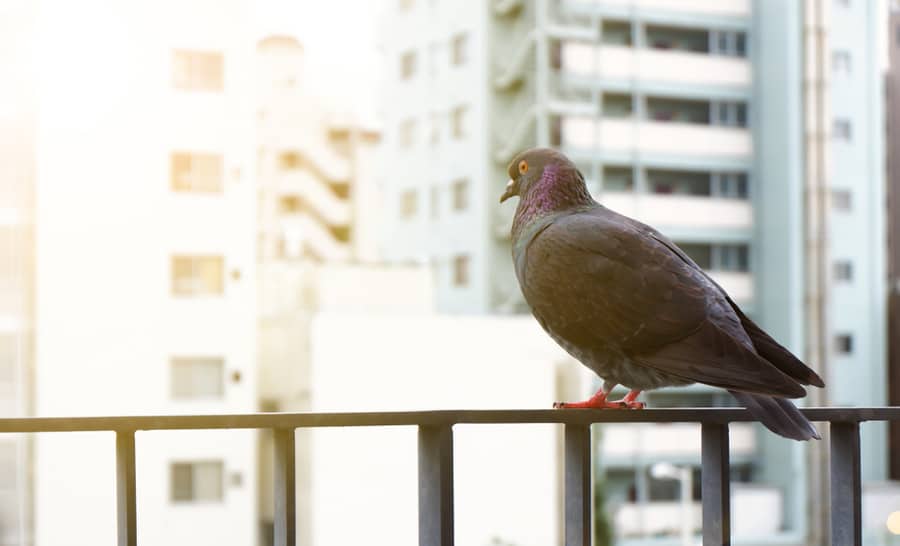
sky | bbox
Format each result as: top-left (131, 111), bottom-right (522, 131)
top-left (255, 0), bottom-right (383, 122)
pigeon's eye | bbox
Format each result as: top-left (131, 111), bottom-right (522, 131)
top-left (518, 160), bottom-right (528, 175)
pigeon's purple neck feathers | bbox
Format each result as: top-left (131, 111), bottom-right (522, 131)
top-left (512, 163), bottom-right (593, 238)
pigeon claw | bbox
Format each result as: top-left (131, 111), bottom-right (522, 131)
top-left (553, 399), bottom-right (636, 409)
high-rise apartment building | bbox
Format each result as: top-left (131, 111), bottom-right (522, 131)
top-left (0, 3), bottom-right (36, 545)
top-left (379, 0), bottom-right (888, 543)
top-left (32, 1), bottom-right (258, 544)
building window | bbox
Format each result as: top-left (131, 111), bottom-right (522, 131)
top-left (647, 169), bottom-right (710, 196)
top-left (835, 334), bottom-right (853, 354)
top-left (279, 195), bottom-right (303, 214)
top-left (679, 243), bottom-right (713, 269)
top-left (173, 50), bottom-right (223, 91)
top-left (171, 153), bottom-right (223, 193)
top-left (710, 30), bottom-right (747, 57)
top-left (400, 50), bottom-right (417, 80)
top-left (711, 101), bottom-right (748, 127)
top-left (171, 357), bottom-right (224, 400)
top-left (834, 260), bottom-right (853, 282)
top-left (676, 243), bottom-right (749, 272)
top-left (716, 244), bottom-right (749, 272)
top-left (833, 119), bottom-right (852, 141)
top-left (399, 119), bottom-right (417, 148)
top-left (832, 189), bottom-right (852, 211)
top-left (279, 152), bottom-right (302, 170)
top-left (647, 97), bottom-right (710, 124)
top-left (832, 50), bottom-right (852, 73)
top-left (450, 105), bottom-right (468, 139)
top-left (452, 179), bottom-right (468, 211)
top-left (400, 189), bottom-right (418, 218)
top-left (646, 25), bottom-right (708, 53)
top-left (602, 166), bottom-right (634, 192)
top-left (712, 172), bottom-right (749, 199)
top-left (452, 255), bottom-right (470, 287)
top-left (602, 93), bottom-right (633, 119)
top-left (171, 256), bottom-right (224, 296)
top-left (451, 33), bottom-right (468, 66)
top-left (171, 461), bottom-right (224, 502)
top-left (601, 20), bottom-right (633, 46)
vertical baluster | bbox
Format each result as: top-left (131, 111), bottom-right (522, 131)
top-left (418, 425), bottom-right (454, 546)
top-left (564, 424), bottom-right (592, 546)
top-left (702, 423), bottom-right (730, 546)
top-left (273, 428), bottom-right (296, 546)
top-left (830, 421), bottom-right (861, 546)
top-left (116, 430), bottom-right (137, 546)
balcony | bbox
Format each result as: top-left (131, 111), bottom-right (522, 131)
top-left (561, 43), bottom-right (751, 88)
top-left (600, 192), bottom-right (752, 230)
top-left (2, 407), bottom-right (896, 546)
top-left (563, 0), bottom-right (751, 18)
top-left (562, 117), bottom-right (752, 158)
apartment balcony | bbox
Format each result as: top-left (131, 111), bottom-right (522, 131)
top-left (562, 0), bottom-right (751, 18)
top-left (277, 171), bottom-right (351, 226)
top-left (2, 407), bottom-right (895, 546)
top-left (279, 214), bottom-right (351, 262)
top-left (561, 43), bottom-right (751, 88)
top-left (562, 117), bottom-right (752, 158)
top-left (601, 192), bottom-right (752, 231)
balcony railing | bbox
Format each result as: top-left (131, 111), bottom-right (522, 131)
top-left (1, 407), bottom-right (898, 546)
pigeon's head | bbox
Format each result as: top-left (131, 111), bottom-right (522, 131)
top-left (499, 148), bottom-right (588, 207)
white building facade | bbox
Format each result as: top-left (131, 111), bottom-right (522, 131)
top-left (33, 1), bottom-right (258, 545)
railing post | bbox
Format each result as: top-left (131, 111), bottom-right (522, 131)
top-left (418, 425), bottom-right (454, 546)
top-left (564, 424), bottom-right (591, 546)
top-left (116, 430), bottom-right (137, 546)
top-left (273, 428), bottom-right (296, 546)
top-left (701, 423), bottom-right (730, 546)
top-left (830, 421), bottom-right (861, 546)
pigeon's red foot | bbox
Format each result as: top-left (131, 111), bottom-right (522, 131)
top-left (606, 398), bottom-right (646, 410)
top-left (554, 388), bottom-right (645, 410)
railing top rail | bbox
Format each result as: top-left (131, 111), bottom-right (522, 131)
top-left (0, 406), bottom-right (898, 433)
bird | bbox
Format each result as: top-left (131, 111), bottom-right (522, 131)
top-left (500, 147), bottom-right (824, 441)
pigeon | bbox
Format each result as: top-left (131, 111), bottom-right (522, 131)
top-left (500, 147), bottom-right (824, 441)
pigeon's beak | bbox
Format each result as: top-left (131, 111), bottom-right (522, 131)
top-left (499, 179), bottom-right (518, 203)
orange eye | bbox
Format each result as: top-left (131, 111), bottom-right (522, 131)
top-left (518, 160), bottom-right (528, 175)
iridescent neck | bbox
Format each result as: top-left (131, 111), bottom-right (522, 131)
top-left (512, 164), bottom-right (593, 239)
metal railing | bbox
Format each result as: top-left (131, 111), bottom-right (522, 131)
top-left (1, 406), bottom-right (898, 546)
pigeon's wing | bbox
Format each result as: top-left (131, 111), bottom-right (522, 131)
top-left (521, 209), bottom-right (805, 397)
top-left (633, 222), bottom-right (825, 389)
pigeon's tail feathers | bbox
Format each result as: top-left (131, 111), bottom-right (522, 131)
top-left (729, 390), bottom-right (820, 441)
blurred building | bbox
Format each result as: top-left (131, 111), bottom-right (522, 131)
top-left (256, 36), bottom-right (381, 265)
top-left (0, 3), bottom-right (36, 545)
top-left (254, 34), bottom-right (385, 546)
top-left (378, 0), bottom-right (888, 544)
top-left (32, 1), bottom-right (258, 545)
